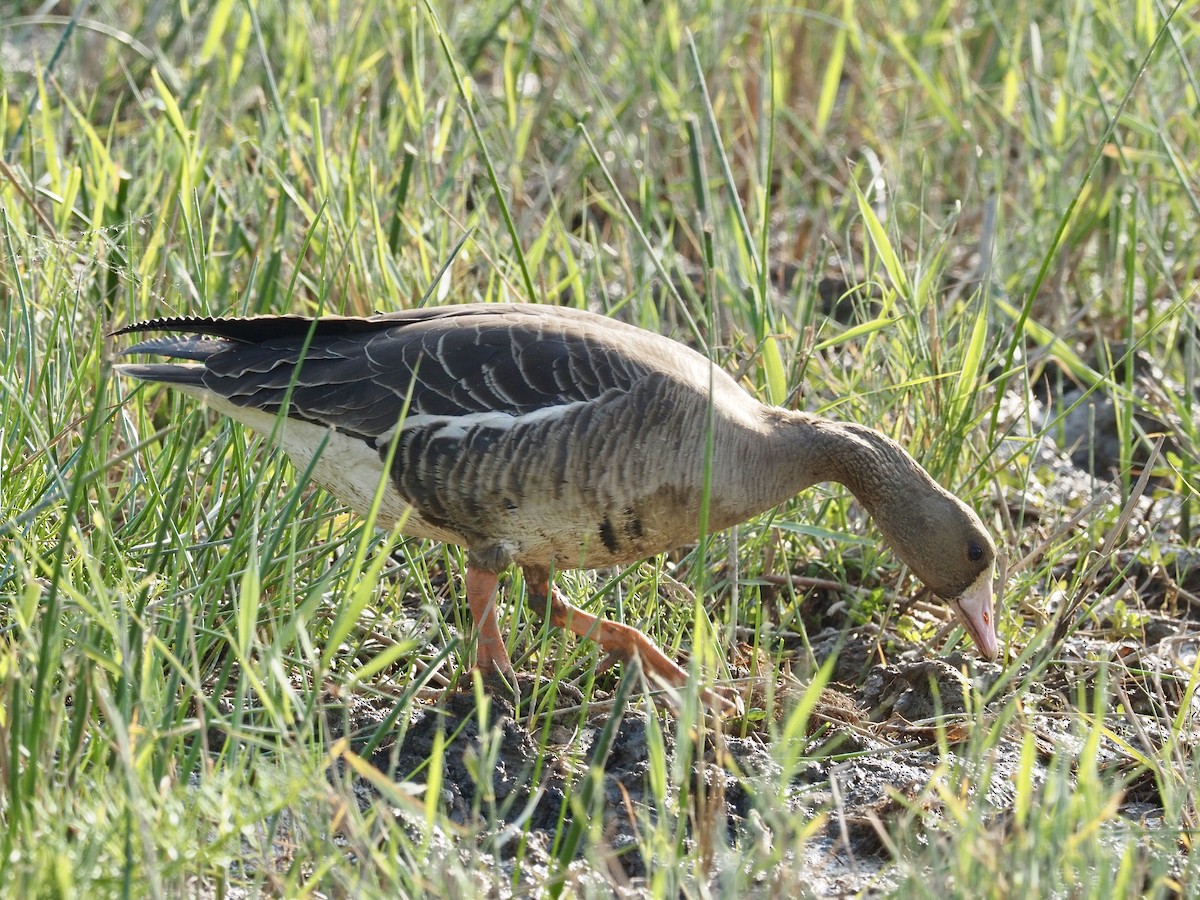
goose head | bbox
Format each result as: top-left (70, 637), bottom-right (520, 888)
top-left (882, 483), bottom-right (998, 659)
top-left (795, 419), bottom-right (1000, 659)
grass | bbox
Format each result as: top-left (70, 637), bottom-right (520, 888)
top-left (2, 0), bottom-right (1199, 895)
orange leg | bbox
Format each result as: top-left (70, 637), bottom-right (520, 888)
top-left (465, 566), bottom-right (515, 683)
top-left (523, 567), bottom-right (737, 714)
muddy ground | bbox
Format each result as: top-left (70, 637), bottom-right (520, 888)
top-left (347, 621), bottom-right (1196, 895)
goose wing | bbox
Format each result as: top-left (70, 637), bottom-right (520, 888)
top-left (115, 304), bottom-right (656, 446)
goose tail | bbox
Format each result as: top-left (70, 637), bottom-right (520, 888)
top-left (113, 334), bottom-right (222, 387)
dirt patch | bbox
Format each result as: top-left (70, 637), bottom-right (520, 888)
top-left (327, 600), bottom-right (1195, 895)
top-left (352, 685), bottom-right (777, 891)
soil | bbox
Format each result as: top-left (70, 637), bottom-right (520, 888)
top-left (341, 619), bottom-right (1196, 895)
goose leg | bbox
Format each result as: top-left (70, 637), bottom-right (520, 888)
top-left (465, 566), bottom-right (516, 687)
top-left (522, 567), bottom-right (737, 714)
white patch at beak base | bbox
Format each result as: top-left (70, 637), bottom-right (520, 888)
top-left (950, 568), bottom-right (998, 660)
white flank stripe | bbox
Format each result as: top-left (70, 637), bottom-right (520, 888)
top-left (385, 400), bottom-right (585, 442)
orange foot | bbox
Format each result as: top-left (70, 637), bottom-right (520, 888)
top-left (465, 566), bottom-right (519, 699)
top-left (522, 566), bottom-right (740, 716)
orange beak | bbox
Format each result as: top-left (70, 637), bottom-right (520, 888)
top-left (950, 569), bottom-right (998, 660)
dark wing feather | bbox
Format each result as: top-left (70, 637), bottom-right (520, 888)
top-left (117, 305), bottom-right (654, 443)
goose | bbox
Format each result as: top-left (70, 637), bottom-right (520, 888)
top-left (113, 303), bottom-right (999, 710)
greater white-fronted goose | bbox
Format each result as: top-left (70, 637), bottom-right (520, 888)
top-left (113, 303), bottom-right (999, 708)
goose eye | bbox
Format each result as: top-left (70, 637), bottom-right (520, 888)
top-left (967, 543), bottom-right (984, 563)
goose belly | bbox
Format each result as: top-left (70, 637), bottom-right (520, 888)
top-left (389, 399), bottom-right (709, 570)
top-left (205, 396), bottom-right (711, 569)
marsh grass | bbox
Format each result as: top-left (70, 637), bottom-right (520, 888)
top-left (1, 0), bottom-right (1198, 895)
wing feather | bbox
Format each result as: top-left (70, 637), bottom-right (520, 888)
top-left (117, 305), bottom-right (659, 443)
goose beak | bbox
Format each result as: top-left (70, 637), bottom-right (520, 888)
top-left (950, 569), bottom-right (998, 660)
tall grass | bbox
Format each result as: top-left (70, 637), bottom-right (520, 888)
top-left (1, 0), bottom-right (1197, 895)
